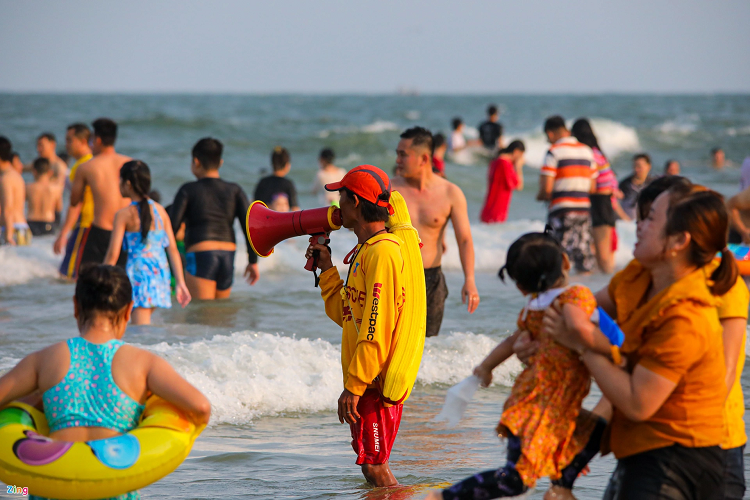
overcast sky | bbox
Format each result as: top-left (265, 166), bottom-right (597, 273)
top-left (1, 0), bottom-right (748, 93)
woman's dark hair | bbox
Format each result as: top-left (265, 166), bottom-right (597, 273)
top-left (498, 227), bottom-right (565, 293)
top-left (271, 146), bottom-right (290, 171)
top-left (451, 117), bottom-right (463, 130)
top-left (571, 118), bottom-right (601, 151)
top-left (342, 188), bottom-right (390, 223)
top-left (665, 185), bottom-right (738, 296)
top-left (120, 160), bottom-right (152, 242)
top-left (75, 264), bottom-right (132, 325)
top-left (636, 175), bottom-right (691, 221)
top-left (499, 140), bottom-right (525, 156)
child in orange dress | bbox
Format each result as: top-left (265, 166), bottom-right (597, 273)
top-left (432, 230), bottom-right (608, 500)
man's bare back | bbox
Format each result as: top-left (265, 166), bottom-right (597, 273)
top-left (26, 177), bottom-right (63, 222)
top-left (71, 151), bottom-right (131, 230)
top-left (0, 167), bottom-right (28, 231)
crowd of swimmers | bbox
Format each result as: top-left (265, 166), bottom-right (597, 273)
top-left (0, 110), bottom-right (749, 499)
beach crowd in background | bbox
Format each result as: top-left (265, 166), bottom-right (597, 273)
top-left (1, 102), bottom-right (750, 500)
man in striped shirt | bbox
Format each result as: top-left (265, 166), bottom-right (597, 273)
top-left (536, 116), bottom-right (597, 273)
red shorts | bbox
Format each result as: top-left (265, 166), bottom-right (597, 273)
top-left (350, 389), bottom-right (403, 465)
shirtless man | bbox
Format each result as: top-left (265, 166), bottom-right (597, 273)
top-left (0, 137), bottom-right (31, 246)
top-left (26, 158), bottom-right (63, 236)
top-left (55, 123), bottom-right (94, 279)
top-left (392, 127), bottom-right (479, 337)
top-left (70, 118), bottom-right (131, 267)
top-left (35, 132), bottom-right (68, 223)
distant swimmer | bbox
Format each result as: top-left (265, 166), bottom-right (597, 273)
top-left (711, 146), bottom-right (734, 170)
top-left (35, 132), bottom-right (68, 224)
top-left (254, 146), bottom-right (301, 211)
top-left (26, 158), bottom-right (63, 236)
top-left (0, 137), bottom-right (31, 246)
top-left (311, 148), bottom-right (346, 206)
top-left (69, 118), bottom-right (131, 268)
top-left (306, 165), bottom-right (405, 487)
top-left (536, 116), bottom-right (598, 274)
top-left (618, 153), bottom-right (656, 221)
top-left (448, 118), bottom-right (468, 153)
top-left (478, 104), bottom-right (504, 152)
top-left (664, 159), bottom-right (681, 176)
top-left (393, 127), bottom-right (479, 337)
top-left (55, 123), bottom-right (94, 280)
top-left (11, 152), bottom-right (23, 174)
top-left (432, 133), bottom-right (447, 177)
top-left (480, 140), bottom-right (525, 224)
top-left (169, 137), bottom-right (258, 300)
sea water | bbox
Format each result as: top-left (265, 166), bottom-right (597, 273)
top-left (0, 94), bottom-right (749, 499)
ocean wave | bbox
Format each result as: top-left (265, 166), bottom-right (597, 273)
top-left (0, 237), bottom-right (60, 286)
top-left (511, 118), bottom-right (641, 169)
top-left (434, 219), bottom-right (635, 273)
top-left (653, 115), bottom-right (700, 144)
top-left (318, 120), bottom-right (400, 138)
top-left (145, 330), bottom-right (516, 425)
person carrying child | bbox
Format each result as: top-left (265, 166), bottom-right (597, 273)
top-left (428, 229), bottom-right (608, 500)
top-left (104, 160), bottom-right (190, 325)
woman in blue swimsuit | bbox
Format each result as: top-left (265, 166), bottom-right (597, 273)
top-left (0, 264), bottom-right (211, 499)
top-left (105, 160), bottom-right (191, 325)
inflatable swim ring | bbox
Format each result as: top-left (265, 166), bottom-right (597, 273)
top-left (717, 243), bottom-right (750, 276)
top-left (0, 396), bottom-right (205, 499)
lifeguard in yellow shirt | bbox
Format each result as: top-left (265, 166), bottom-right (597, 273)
top-left (306, 165), bottom-right (422, 488)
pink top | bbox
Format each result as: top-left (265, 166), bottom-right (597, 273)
top-left (593, 148), bottom-right (617, 194)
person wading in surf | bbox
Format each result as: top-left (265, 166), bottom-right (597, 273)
top-left (306, 165), bottom-right (406, 487)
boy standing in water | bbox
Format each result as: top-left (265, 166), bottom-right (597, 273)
top-left (55, 123), bottom-right (94, 279)
top-left (306, 165), bottom-right (405, 487)
top-left (26, 158), bottom-right (63, 236)
top-left (0, 137), bottom-right (31, 246)
top-left (35, 132), bottom-right (68, 224)
top-left (169, 137), bottom-right (258, 300)
top-left (70, 118), bottom-right (132, 268)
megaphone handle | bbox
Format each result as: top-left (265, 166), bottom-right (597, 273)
top-left (305, 233), bottom-right (330, 287)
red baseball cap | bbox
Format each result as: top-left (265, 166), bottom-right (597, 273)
top-left (325, 165), bottom-right (394, 214)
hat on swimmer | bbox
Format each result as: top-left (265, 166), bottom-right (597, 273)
top-left (325, 165), bottom-right (394, 215)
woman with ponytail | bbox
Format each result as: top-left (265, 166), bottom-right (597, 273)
top-left (544, 185), bottom-right (739, 499)
top-left (105, 160), bottom-right (190, 325)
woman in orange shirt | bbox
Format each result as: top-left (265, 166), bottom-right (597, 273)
top-left (548, 184), bottom-right (738, 499)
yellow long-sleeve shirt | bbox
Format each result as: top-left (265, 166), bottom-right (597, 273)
top-left (319, 233), bottom-right (405, 399)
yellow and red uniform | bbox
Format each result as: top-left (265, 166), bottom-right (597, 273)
top-left (319, 233), bottom-right (405, 400)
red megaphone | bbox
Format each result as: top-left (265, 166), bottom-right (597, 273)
top-left (245, 202), bottom-right (342, 274)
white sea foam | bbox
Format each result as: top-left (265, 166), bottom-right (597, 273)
top-left (140, 330), bottom-right (514, 425)
top-left (240, 215), bottom-right (637, 277)
top-left (318, 120), bottom-right (399, 138)
top-left (0, 237), bottom-right (60, 286)
top-left (439, 218), bottom-right (636, 272)
top-left (513, 118), bottom-right (641, 169)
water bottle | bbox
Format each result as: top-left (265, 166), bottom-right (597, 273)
top-left (433, 375), bottom-right (480, 427)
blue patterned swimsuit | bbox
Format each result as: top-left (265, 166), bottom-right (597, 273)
top-left (124, 200), bottom-right (172, 309)
top-left (36, 337), bottom-right (146, 500)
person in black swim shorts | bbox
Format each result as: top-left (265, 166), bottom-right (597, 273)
top-left (169, 137), bottom-right (258, 300)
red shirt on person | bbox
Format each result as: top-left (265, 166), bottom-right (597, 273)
top-left (480, 157), bottom-right (518, 223)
